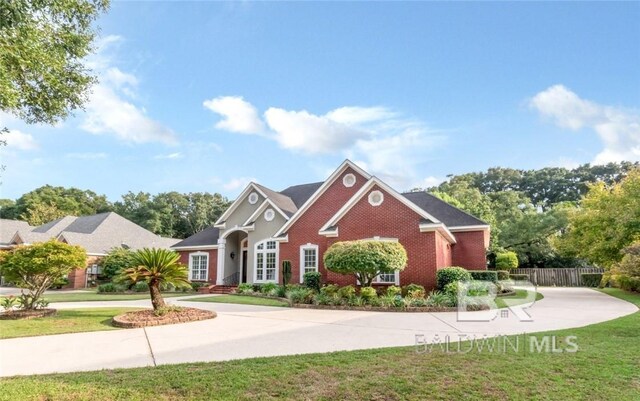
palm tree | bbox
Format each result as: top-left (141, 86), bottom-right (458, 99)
top-left (116, 248), bottom-right (190, 310)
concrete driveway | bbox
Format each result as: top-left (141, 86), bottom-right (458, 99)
top-left (0, 288), bottom-right (637, 377)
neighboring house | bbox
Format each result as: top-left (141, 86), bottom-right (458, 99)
top-left (4, 212), bottom-right (180, 288)
top-left (173, 160), bottom-right (490, 290)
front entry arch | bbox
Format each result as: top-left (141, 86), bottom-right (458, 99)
top-left (216, 229), bottom-right (248, 285)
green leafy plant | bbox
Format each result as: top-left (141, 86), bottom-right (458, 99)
top-left (115, 248), bottom-right (190, 311)
top-left (495, 252), bottom-right (519, 270)
top-left (100, 247), bottom-right (136, 280)
top-left (426, 291), bottom-right (454, 308)
top-left (133, 281), bottom-right (149, 293)
top-left (153, 305), bottom-right (183, 317)
top-left (236, 283), bottom-right (254, 294)
top-left (50, 276), bottom-right (69, 290)
top-left (436, 267), bottom-right (472, 290)
top-left (386, 285), bottom-right (402, 297)
top-left (287, 288), bottom-right (314, 304)
top-left (359, 287), bottom-right (377, 300)
top-left (281, 260), bottom-right (292, 289)
top-left (337, 285), bottom-right (356, 300)
top-left (469, 271), bottom-right (498, 283)
top-left (323, 240), bottom-right (407, 287)
top-left (402, 283), bottom-right (425, 297)
top-left (347, 296), bottom-right (366, 307)
top-left (260, 282), bottom-right (278, 295)
top-left (496, 270), bottom-right (510, 280)
top-left (191, 282), bottom-right (206, 292)
top-left (1, 296), bottom-right (17, 311)
top-left (320, 284), bottom-right (340, 296)
top-left (303, 272), bottom-right (321, 292)
top-left (581, 273), bottom-right (603, 288)
top-left (407, 288), bottom-right (426, 299)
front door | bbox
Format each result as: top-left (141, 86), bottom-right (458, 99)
top-left (242, 250), bottom-right (248, 283)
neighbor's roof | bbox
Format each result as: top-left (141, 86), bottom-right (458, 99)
top-left (401, 191), bottom-right (487, 226)
top-left (0, 219), bottom-right (32, 246)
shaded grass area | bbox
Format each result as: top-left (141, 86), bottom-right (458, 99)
top-left (185, 295), bottom-right (289, 307)
top-left (0, 290), bottom-right (638, 400)
top-left (1, 292), bottom-right (187, 303)
top-left (0, 308), bottom-right (139, 339)
top-left (494, 289), bottom-right (544, 308)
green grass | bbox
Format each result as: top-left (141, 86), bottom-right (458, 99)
top-left (494, 289), bottom-right (544, 308)
top-left (1, 291), bottom-right (188, 303)
top-left (0, 308), bottom-right (139, 339)
top-left (0, 289), bottom-right (638, 400)
top-left (185, 295), bottom-right (289, 307)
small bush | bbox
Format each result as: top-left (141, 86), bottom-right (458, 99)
top-left (133, 281), bottom-right (149, 292)
top-left (191, 282), bottom-right (206, 291)
top-left (260, 282), bottom-right (278, 294)
top-left (613, 275), bottom-right (640, 292)
top-left (385, 285), bottom-right (402, 297)
top-left (347, 296), bottom-right (366, 307)
top-left (495, 252), bottom-right (519, 270)
top-left (496, 270), bottom-right (510, 280)
top-left (407, 288), bottom-right (426, 299)
top-left (97, 283), bottom-right (118, 293)
top-left (360, 287), bottom-right (377, 300)
top-left (337, 285), bottom-right (356, 300)
top-left (252, 284), bottom-right (263, 293)
top-left (313, 293), bottom-right (333, 305)
top-left (275, 285), bottom-right (287, 298)
top-left (51, 276), bottom-right (69, 290)
top-left (287, 287), bottom-right (314, 304)
top-left (509, 273), bottom-right (530, 281)
top-left (303, 272), bottom-right (321, 292)
top-left (402, 283), bottom-right (425, 297)
top-left (436, 267), bottom-right (472, 290)
top-left (426, 291), bottom-right (454, 307)
top-left (320, 284), bottom-right (340, 296)
top-left (469, 271), bottom-right (498, 283)
top-left (408, 297), bottom-right (428, 307)
top-left (581, 273), bottom-right (603, 288)
top-left (1, 296), bottom-right (18, 311)
top-left (236, 283), bottom-right (254, 294)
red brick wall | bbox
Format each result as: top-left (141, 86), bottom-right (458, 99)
top-left (67, 268), bottom-right (86, 289)
top-left (435, 232), bottom-right (452, 269)
top-left (451, 231), bottom-right (487, 270)
top-left (279, 166), bottom-right (368, 284)
top-left (178, 249), bottom-right (218, 284)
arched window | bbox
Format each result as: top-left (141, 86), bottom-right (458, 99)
top-left (255, 239), bottom-right (278, 283)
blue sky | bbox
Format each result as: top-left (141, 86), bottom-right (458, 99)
top-left (1, 2), bottom-right (639, 201)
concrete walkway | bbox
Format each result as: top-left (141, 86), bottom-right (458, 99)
top-left (0, 288), bottom-right (636, 377)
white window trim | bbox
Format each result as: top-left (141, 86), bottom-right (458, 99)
top-left (299, 243), bottom-right (319, 283)
top-left (248, 192), bottom-right (259, 204)
top-left (189, 252), bottom-right (209, 282)
top-left (343, 173), bottom-right (356, 187)
top-left (368, 190), bottom-right (384, 206)
top-left (254, 239), bottom-right (279, 283)
top-left (374, 270), bottom-right (400, 285)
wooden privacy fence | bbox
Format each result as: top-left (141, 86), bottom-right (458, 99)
top-left (511, 268), bottom-right (605, 287)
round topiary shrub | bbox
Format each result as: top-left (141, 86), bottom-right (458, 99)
top-left (495, 251), bottom-right (519, 270)
top-left (436, 267), bottom-right (472, 290)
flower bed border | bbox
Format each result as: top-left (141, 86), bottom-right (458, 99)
top-left (291, 304), bottom-right (489, 313)
top-left (496, 289), bottom-right (517, 297)
top-left (112, 307), bottom-right (216, 328)
top-left (0, 308), bottom-right (57, 320)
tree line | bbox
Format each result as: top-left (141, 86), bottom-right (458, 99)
top-left (0, 186), bottom-right (230, 239)
top-left (418, 162), bottom-right (639, 268)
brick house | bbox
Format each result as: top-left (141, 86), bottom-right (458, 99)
top-left (4, 213), bottom-right (179, 288)
top-left (173, 160), bottom-right (489, 290)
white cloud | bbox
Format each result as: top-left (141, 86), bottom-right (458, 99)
top-left (530, 85), bottom-right (640, 164)
top-left (80, 36), bottom-right (178, 145)
top-left (203, 96), bottom-right (265, 134)
top-left (223, 177), bottom-right (257, 191)
top-left (65, 152), bottom-right (108, 160)
top-left (415, 176), bottom-right (444, 189)
top-left (3, 130), bottom-right (39, 151)
top-left (154, 152), bottom-right (183, 160)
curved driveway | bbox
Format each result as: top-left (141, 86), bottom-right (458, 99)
top-left (0, 288), bottom-right (637, 377)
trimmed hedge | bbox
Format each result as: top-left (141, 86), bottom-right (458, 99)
top-left (469, 271), bottom-right (498, 283)
top-left (509, 273), bottom-right (530, 281)
top-left (303, 272), bottom-right (321, 292)
top-left (581, 273), bottom-right (603, 287)
top-left (436, 267), bottom-right (472, 290)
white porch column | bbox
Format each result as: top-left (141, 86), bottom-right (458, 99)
top-left (216, 238), bottom-right (226, 285)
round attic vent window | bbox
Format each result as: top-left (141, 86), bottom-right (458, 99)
top-left (343, 173), bottom-right (356, 187)
top-left (264, 208), bottom-right (275, 222)
top-left (368, 190), bottom-right (384, 206)
top-left (248, 192), bottom-right (259, 205)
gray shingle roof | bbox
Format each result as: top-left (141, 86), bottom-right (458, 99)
top-left (254, 183), bottom-right (298, 216)
top-left (0, 219), bottom-right (32, 246)
top-left (31, 216), bottom-right (77, 233)
top-left (279, 181), bottom-right (323, 208)
top-left (401, 191), bottom-right (487, 226)
top-left (172, 226), bottom-right (220, 248)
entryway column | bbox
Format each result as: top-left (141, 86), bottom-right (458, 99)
top-left (216, 238), bottom-right (226, 285)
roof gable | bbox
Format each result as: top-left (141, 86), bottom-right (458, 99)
top-left (401, 192), bottom-right (488, 227)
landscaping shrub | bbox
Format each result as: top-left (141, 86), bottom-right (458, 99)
top-left (436, 267), bottom-right (472, 290)
top-left (275, 285), bottom-right (287, 298)
top-left (612, 275), bottom-right (640, 292)
top-left (509, 273), bottom-right (530, 281)
top-left (581, 273), bottom-right (603, 288)
top-left (100, 248), bottom-right (136, 280)
top-left (133, 281), bottom-right (149, 292)
top-left (407, 288), bottom-right (426, 299)
top-left (191, 282), bottom-right (206, 292)
top-left (303, 272), bottom-right (321, 292)
top-left (97, 283), bottom-right (119, 293)
top-left (347, 296), bottom-right (366, 307)
top-left (252, 284), bottom-right (263, 293)
top-left (407, 297), bottom-right (428, 307)
top-left (359, 287), bottom-right (377, 300)
top-left (496, 270), bottom-right (510, 280)
top-left (337, 285), bottom-right (356, 300)
top-left (323, 240), bottom-right (407, 286)
top-left (51, 276), bottom-right (69, 289)
top-left (287, 287), bottom-right (314, 304)
top-left (320, 284), bottom-right (340, 297)
top-left (402, 283), bottom-right (425, 297)
top-left (495, 251), bottom-right (519, 270)
top-left (469, 271), bottom-right (498, 283)
top-left (260, 282), bottom-right (278, 295)
top-left (236, 283), bottom-right (254, 294)
top-left (426, 291), bottom-right (454, 307)
top-left (386, 285), bottom-right (402, 297)
top-left (313, 293), bottom-right (333, 306)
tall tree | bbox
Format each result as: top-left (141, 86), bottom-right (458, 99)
top-left (14, 185), bottom-right (112, 223)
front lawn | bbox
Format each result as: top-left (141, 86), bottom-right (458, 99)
top-left (185, 295), bottom-right (289, 307)
top-left (1, 292), bottom-right (188, 303)
top-left (1, 289), bottom-right (638, 400)
top-left (0, 308), bottom-right (140, 339)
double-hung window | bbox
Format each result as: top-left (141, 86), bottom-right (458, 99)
top-left (300, 244), bottom-right (319, 282)
top-left (255, 240), bottom-right (278, 282)
top-left (189, 253), bottom-right (208, 281)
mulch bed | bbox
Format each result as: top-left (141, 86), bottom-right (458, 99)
top-left (112, 307), bottom-right (216, 328)
top-left (0, 308), bottom-right (57, 320)
top-left (292, 304), bottom-right (489, 313)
